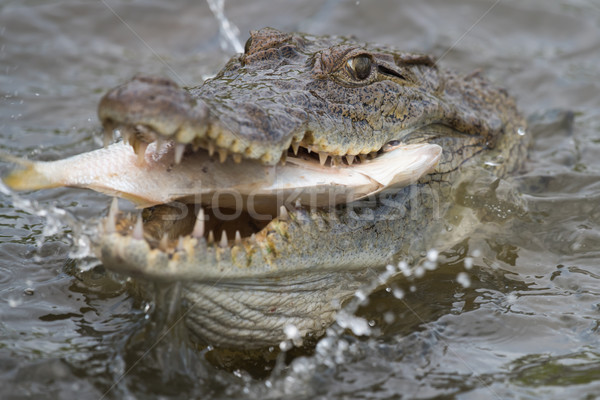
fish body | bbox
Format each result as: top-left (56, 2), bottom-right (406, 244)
top-left (3, 141), bottom-right (441, 212)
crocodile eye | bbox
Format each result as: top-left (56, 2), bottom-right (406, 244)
top-left (244, 37), bottom-right (253, 54)
top-left (348, 55), bottom-right (372, 80)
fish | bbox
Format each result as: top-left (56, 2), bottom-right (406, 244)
top-left (1, 141), bottom-right (441, 213)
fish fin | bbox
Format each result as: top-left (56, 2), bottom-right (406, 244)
top-left (0, 154), bottom-right (58, 191)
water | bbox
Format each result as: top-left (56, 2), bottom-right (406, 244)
top-left (1, 0), bottom-right (600, 398)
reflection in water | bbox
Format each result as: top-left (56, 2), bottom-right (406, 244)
top-left (1, 1), bottom-right (600, 399)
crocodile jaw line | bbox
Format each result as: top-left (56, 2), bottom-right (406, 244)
top-left (99, 142), bottom-right (442, 266)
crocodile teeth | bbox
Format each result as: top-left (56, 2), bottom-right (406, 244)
top-left (233, 154), bottom-right (242, 164)
top-left (208, 142), bottom-right (215, 157)
top-left (130, 134), bottom-right (149, 163)
top-left (235, 230), bottom-right (241, 244)
top-left (291, 142), bottom-right (300, 155)
top-left (159, 233), bottom-right (169, 251)
top-left (346, 155), bottom-right (355, 165)
top-left (174, 143), bottom-right (185, 164)
top-left (280, 151), bottom-right (287, 165)
top-left (319, 152), bottom-right (328, 166)
top-left (279, 205), bottom-right (289, 220)
top-left (132, 215), bottom-right (144, 240)
top-left (359, 154), bottom-right (368, 162)
top-left (105, 197), bottom-right (119, 233)
top-left (219, 231), bottom-right (228, 247)
top-left (103, 130), bottom-right (113, 147)
top-left (250, 233), bottom-right (257, 243)
top-left (155, 138), bottom-right (167, 155)
top-left (177, 236), bottom-right (185, 251)
top-left (192, 209), bottom-right (205, 238)
top-left (331, 156), bottom-right (342, 167)
top-left (135, 141), bottom-right (149, 164)
top-left (218, 149), bottom-right (228, 163)
top-left (208, 230), bottom-right (215, 244)
top-left (122, 129), bottom-right (133, 146)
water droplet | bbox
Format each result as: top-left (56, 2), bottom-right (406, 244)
top-left (336, 311), bottom-right (371, 336)
top-left (505, 292), bottom-right (518, 304)
top-left (457, 272), bottom-right (471, 288)
top-left (284, 324), bottom-right (300, 341)
top-left (383, 311), bottom-right (395, 324)
top-left (398, 260), bottom-right (411, 276)
top-left (426, 249), bottom-right (438, 262)
top-left (316, 336), bottom-right (335, 356)
top-left (354, 290), bottom-right (367, 302)
top-left (23, 288), bottom-right (34, 296)
top-left (424, 260), bottom-right (437, 270)
top-left (518, 127), bottom-right (526, 136)
top-left (284, 324), bottom-right (303, 347)
top-left (279, 340), bottom-right (293, 352)
top-left (393, 288), bottom-right (404, 299)
top-left (8, 297), bottom-right (22, 307)
top-left (414, 265), bottom-right (425, 278)
top-left (464, 257), bottom-right (473, 270)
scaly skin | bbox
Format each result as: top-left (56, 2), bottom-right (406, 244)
top-left (99, 27), bottom-right (517, 165)
top-left (96, 28), bottom-right (527, 348)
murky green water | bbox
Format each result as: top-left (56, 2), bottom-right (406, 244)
top-left (1, 0), bottom-right (600, 398)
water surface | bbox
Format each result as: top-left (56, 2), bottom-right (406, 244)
top-left (1, 0), bottom-right (600, 398)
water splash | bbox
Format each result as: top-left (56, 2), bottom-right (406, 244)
top-left (0, 180), bottom-right (100, 269)
top-left (262, 249), bottom-right (483, 397)
top-left (206, 0), bottom-right (244, 54)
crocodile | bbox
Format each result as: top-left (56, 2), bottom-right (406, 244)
top-left (94, 27), bottom-right (527, 349)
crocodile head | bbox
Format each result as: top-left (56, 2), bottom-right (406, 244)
top-left (99, 27), bottom-right (508, 167)
top-left (96, 28), bottom-right (526, 348)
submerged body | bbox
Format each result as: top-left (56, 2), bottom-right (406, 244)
top-left (7, 28), bottom-right (527, 348)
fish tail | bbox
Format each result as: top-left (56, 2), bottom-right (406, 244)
top-left (0, 153), bottom-right (58, 191)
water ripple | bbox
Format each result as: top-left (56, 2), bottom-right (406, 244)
top-left (0, 265), bottom-right (12, 285)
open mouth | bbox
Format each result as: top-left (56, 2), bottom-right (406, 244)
top-left (104, 121), bottom-right (389, 168)
top-left (100, 124), bottom-right (442, 254)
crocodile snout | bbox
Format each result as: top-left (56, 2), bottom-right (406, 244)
top-left (98, 75), bottom-right (209, 144)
